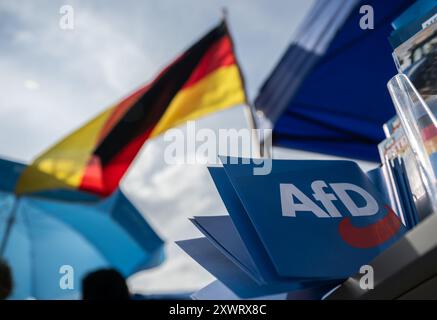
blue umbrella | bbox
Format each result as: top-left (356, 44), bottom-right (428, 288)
top-left (0, 158), bottom-right (164, 299)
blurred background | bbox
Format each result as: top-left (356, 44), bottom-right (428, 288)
top-left (0, 0), bottom-right (379, 296)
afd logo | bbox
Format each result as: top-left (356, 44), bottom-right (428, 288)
top-left (280, 181), bottom-right (402, 248)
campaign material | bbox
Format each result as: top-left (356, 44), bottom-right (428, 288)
top-left (178, 157), bottom-right (407, 298)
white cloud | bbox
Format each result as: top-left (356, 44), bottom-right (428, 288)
top-left (23, 79), bottom-right (40, 90)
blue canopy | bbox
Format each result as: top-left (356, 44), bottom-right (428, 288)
top-left (255, 0), bottom-right (417, 161)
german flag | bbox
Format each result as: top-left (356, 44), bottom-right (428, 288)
top-left (16, 21), bottom-right (247, 196)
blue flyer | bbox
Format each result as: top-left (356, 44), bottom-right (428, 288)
top-left (217, 157), bottom-right (407, 279)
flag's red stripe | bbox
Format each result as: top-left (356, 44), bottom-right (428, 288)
top-left (78, 155), bottom-right (105, 194)
top-left (80, 128), bottom-right (153, 196)
top-left (182, 35), bottom-right (235, 89)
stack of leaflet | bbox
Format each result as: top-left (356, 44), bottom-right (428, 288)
top-left (376, 0), bottom-right (437, 225)
top-left (391, 7), bottom-right (437, 176)
top-left (177, 157), bottom-right (407, 299)
top-left (373, 116), bottom-right (424, 228)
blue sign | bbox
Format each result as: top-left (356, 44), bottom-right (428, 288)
top-left (212, 157), bottom-right (406, 279)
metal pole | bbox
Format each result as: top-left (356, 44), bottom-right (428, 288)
top-left (0, 196), bottom-right (19, 258)
top-left (220, 10), bottom-right (270, 159)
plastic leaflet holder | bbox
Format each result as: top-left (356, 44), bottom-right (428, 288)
top-left (388, 73), bottom-right (437, 215)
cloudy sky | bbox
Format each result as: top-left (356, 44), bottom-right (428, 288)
top-left (0, 0), bottom-right (318, 162)
top-left (0, 0), bottom-right (378, 295)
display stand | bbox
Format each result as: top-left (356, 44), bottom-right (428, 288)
top-left (327, 70), bottom-right (437, 300)
top-left (327, 212), bottom-right (437, 299)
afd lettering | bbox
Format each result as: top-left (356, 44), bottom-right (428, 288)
top-left (280, 181), bottom-right (378, 218)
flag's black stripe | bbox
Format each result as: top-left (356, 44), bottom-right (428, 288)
top-left (94, 22), bottom-right (227, 165)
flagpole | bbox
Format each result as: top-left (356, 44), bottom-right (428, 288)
top-left (0, 196), bottom-right (19, 258)
top-left (221, 8), bottom-right (271, 159)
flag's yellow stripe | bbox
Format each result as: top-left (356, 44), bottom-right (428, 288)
top-left (15, 107), bottom-right (115, 194)
top-left (150, 64), bottom-right (245, 138)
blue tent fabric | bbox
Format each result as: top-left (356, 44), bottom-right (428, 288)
top-left (255, 0), bottom-right (417, 161)
top-left (0, 158), bottom-right (164, 299)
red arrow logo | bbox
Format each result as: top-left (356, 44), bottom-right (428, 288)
top-left (338, 205), bottom-right (402, 249)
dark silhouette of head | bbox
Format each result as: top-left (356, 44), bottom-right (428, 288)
top-left (82, 268), bottom-right (130, 300)
top-left (0, 259), bottom-right (13, 300)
